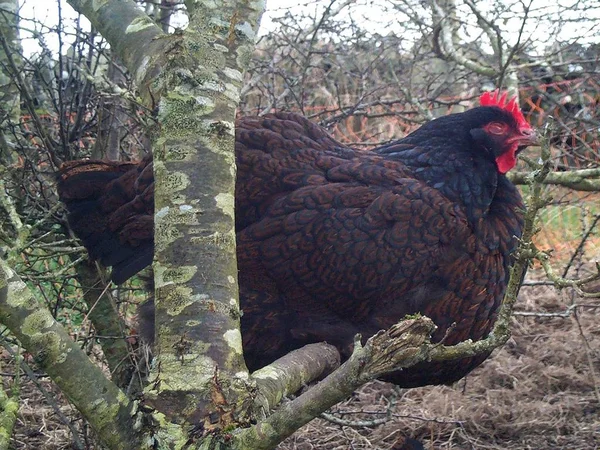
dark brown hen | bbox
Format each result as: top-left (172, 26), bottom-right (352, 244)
top-left (57, 91), bottom-right (537, 387)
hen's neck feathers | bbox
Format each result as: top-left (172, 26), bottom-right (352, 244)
top-left (374, 107), bottom-right (519, 225)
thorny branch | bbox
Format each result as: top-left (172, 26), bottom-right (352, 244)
top-left (513, 131), bottom-right (600, 299)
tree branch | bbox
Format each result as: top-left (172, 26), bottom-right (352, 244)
top-left (0, 364), bottom-right (18, 450)
top-left (431, 0), bottom-right (496, 76)
top-left (66, 0), bottom-right (168, 101)
top-left (0, 260), bottom-right (141, 449)
top-left (462, 0), bottom-right (502, 56)
top-left (233, 318), bottom-right (437, 450)
top-left (74, 260), bottom-right (136, 390)
top-left (0, 340), bottom-right (85, 449)
top-left (252, 343), bottom-right (340, 416)
top-left (141, 0), bottom-right (265, 434)
top-left (508, 167), bottom-right (600, 191)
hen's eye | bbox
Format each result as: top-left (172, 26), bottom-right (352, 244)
top-left (487, 122), bottom-right (508, 135)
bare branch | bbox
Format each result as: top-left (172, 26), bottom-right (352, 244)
top-left (0, 260), bottom-right (141, 449)
top-left (431, 0), bottom-right (496, 76)
top-left (252, 343), bottom-right (340, 416)
top-left (234, 318), bottom-right (437, 450)
top-left (508, 167), bottom-right (600, 191)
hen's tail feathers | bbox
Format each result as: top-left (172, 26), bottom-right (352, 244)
top-left (57, 157), bottom-right (154, 284)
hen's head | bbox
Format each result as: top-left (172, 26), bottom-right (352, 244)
top-left (470, 90), bottom-right (538, 173)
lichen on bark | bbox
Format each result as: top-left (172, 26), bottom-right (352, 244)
top-left (146, 0), bottom-right (264, 432)
top-left (0, 260), bottom-right (141, 449)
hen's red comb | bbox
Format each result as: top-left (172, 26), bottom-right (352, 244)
top-left (479, 89), bottom-right (530, 129)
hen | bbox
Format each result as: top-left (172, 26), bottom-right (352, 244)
top-left (58, 91), bottom-right (537, 387)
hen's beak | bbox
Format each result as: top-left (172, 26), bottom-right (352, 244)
top-left (510, 128), bottom-right (539, 147)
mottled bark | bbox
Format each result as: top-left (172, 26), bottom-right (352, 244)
top-left (69, 0), bottom-right (266, 438)
top-left (92, 60), bottom-right (128, 160)
top-left (147, 0), bottom-right (265, 430)
top-left (0, 177), bottom-right (23, 262)
top-left (0, 0), bottom-right (20, 165)
top-left (0, 0), bottom-right (23, 258)
top-left (252, 343), bottom-right (340, 415)
top-left (234, 319), bottom-right (437, 450)
top-left (509, 167), bottom-right (600, 191)
top-left (66, 0), bottom-right (169, 103)
top-left (0, 260), bottom-right (141, 449)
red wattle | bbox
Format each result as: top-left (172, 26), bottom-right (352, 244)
top-left (495, 151), bottom-right (516, 173)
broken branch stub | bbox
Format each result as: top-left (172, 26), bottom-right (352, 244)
top-left (356, 317), bottom-right (437, 381)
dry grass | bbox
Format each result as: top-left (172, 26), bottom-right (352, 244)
top-left (9, 368), bottom-right (94, 449)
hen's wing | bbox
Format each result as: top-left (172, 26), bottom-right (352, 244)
top-left (235, 112), bottom-right (360, 230)
top-left (237, 173), bottom-right (476, 325)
